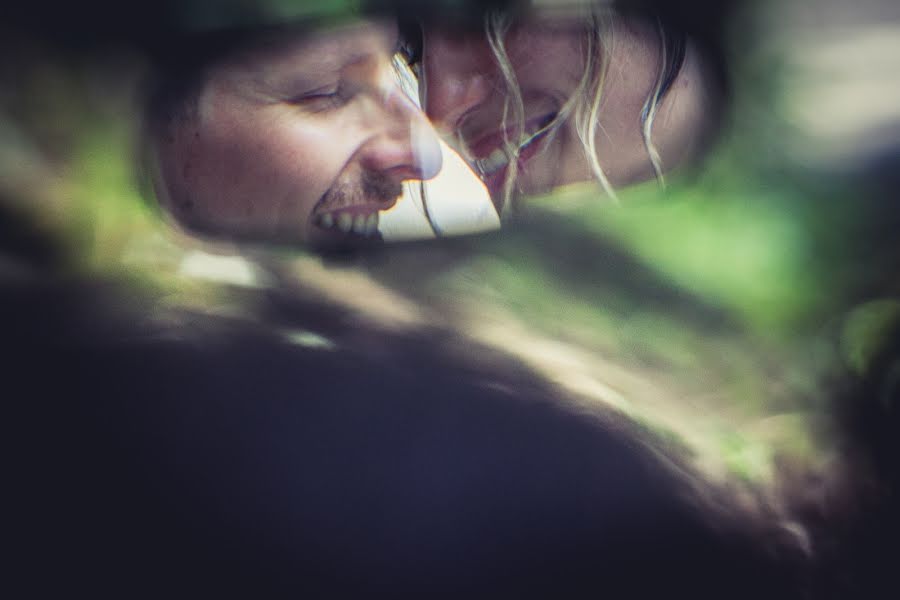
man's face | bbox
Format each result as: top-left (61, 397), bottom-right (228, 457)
top-left (155, 19), bottom-right (442, 246)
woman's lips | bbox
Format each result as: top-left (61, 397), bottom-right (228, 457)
top-left (467, 113), bottom-right (555, 160)
top-left (465, 113), bottom-right (557, 201)
top-left (481, 131), bottom-right (551, 201)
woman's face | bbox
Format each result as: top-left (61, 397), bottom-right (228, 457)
top-left (423, 18), bottom-right (589, 205)
top-left (422, 15), bottom-right (707, 209)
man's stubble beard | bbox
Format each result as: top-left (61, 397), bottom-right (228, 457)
top-left (317, 169), bottom-right (404, 213)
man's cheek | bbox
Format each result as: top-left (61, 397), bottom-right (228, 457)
top-left (284, 124), bottom-right (364, 189)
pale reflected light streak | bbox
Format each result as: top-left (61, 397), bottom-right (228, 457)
top-left (178, 250), bottom-right (265, 288)
top-left (771, 1), bottom-right (900, 165)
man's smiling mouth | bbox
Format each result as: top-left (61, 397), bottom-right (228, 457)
top-left (310, 169), bottom-right (402, 241)
top-left (314, 207), bottom-right (381, 237)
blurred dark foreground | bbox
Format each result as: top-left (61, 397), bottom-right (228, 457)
top-left (2, 271), bottom-right (800, 599)
top-left (4, 208), bottom-right (899, 599)
top-left (3, 213), bottom-right (898, 599)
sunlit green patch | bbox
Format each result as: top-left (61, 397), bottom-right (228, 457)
top-left (529, 181), bottom-right (821, 335)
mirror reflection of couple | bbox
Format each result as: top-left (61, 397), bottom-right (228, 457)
top-left (149, 1), bottom-right (716, 247)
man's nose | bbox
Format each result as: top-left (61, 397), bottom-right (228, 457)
top-left (357, 66), bottom-right (443, 182)
top-left (422, 29), bottom-right (494, 135)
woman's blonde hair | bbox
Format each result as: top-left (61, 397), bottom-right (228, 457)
top-left (482, 3), bottom-right (686, 217)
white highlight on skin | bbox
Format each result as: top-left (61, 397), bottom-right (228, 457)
top-left (379, 140), bottom-right (500, 241)
top-left (378, 56), bottom-right (500, 241)
top-left (390, 55), bottom-right (443, 182)
top-left (410, 117), bottom-right (444, 180)
top-left (380, 56), bottom-right (499, 240)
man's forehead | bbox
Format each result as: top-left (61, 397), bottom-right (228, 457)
top-left (225, 18), bottom-right (398, 76)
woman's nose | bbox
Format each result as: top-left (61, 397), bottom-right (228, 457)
top-left (421, 29), bottom-right (494, 135)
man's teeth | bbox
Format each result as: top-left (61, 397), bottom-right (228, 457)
top-left (316, 210), bottom-right (379, 236)
top-left (352, 213), bottom-right (367, 235)
top-left (337, 212), bottom-right (353, 233)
